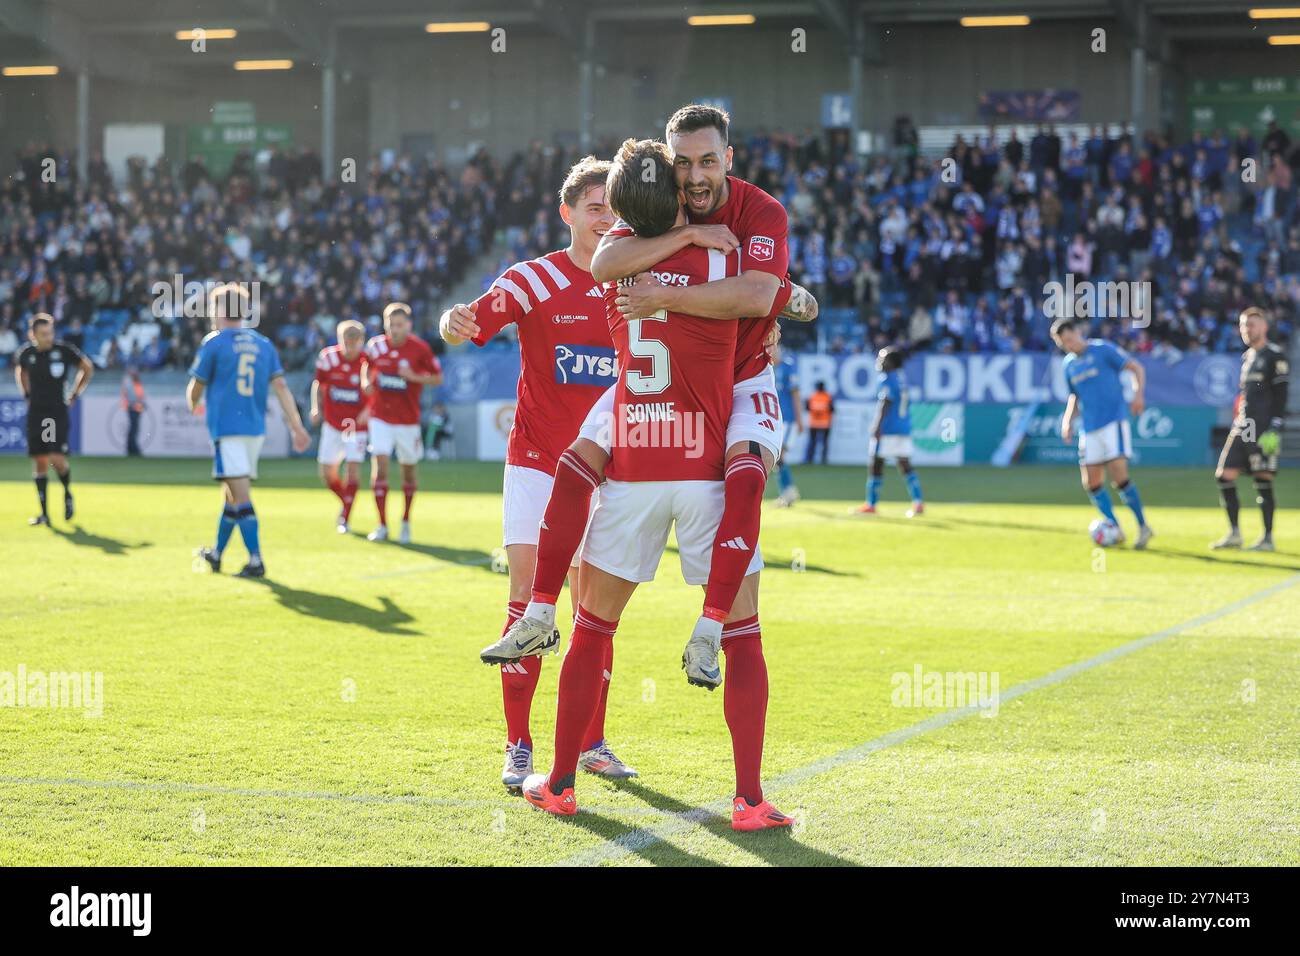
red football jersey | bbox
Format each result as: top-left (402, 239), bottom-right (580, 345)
top-left (471, 250), bottom-right (615, 475)
top-left (605, 246), bottom-right (740, 482)
top-left (314, 344), bottom-right (368, 430)
top-left (365, 333), bottom-right (440, 425)
top-left (605, 175), bottom-right (790, 382)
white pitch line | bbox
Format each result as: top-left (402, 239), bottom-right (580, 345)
top-left (0, 774), bottom-right (694, 821)
top-left (554, 571), bottom-right (1300, 867)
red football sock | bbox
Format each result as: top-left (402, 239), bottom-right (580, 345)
top-left (548, 606), bottom-right (617, 792)
top-left (702, 453), bottom-right (767, 620)
top-left (532, 450), bottom-right (601, 605)
top-left (373, 481), bottom-right (388, 527)
top-left (498, 601), bottom-right (540, 747)
top-left (722, 615), bottom-right (767, 806)
top-left (402, 484), bottom-right (416, 521)
top-left (327, 476), bottom-right (348, 503)
top-left (583, 638), bottom-right (614, 751)
top-left (341, 480), bottom-right (358, 521)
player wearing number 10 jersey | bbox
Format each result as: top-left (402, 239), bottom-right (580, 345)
top-left (519, 138), bottom-right (794, 832)
top-left (189, 284), bottom-right (311, 578)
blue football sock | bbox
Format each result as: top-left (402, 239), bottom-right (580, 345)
top-left (235, 504), bottom-right (261, 559)
top-left (1088, 486), bottom-right (1119, 524)
top-left (904, 470), bottom-right (923, 502)
top-left (1117, 481), bottom-right (1146, 527)
top-left (867, 476), bottom-right (882, 506)
top-left (778, 462), bottom-right (793, 493)
top-left (216, 505), bottom-right (238, 555)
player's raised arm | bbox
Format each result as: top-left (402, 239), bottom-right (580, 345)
top-left (589, 223), bottom-right (738, 284)
top-left (781, 282), bottom-right (818, 323)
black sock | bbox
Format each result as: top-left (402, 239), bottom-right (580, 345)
top-left (34, 475), bottom-right (48, 517)
top-left (1218, 479), bottom-right (1240, 529)
top-left (57, 467), bottom-right (71, 493)
top-left (1255, 480), bottom-right (1275, 536)
top-left (551, 773), bottom-right (575, 795)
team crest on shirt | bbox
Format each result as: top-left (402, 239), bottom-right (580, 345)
top-left (554, 344), bottom-right (617, 386)
top-left (748, 236), bottom-right (775, 261)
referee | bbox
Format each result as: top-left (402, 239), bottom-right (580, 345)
top-left (1212, 306), bottom-right (1289, 552)
top-left (14, 313), bottom-right (94, 525)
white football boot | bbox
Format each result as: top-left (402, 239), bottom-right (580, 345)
top-left (682, 616), bottom-right (723, 690)
top-left (399, 520), bottom-right (411, 544)
top-left (367, 524), bottom-right (389, 542)
top-left (501, 739), bottom-right (533, 790)
top-left (481, 605), bottom-right (561, 664)
top-left (579, 741), bottom-right (639, 779)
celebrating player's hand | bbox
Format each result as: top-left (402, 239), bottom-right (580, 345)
top-left (291, 424), bottom-right (311, 454)
top-left (781, 283), bottom-right (818, 323)
top-left (764, 322), bottom-right (782, 363)
top-left (440, 303), bottom-right (480, 343)
top-left (615, 272), bottom-right (666, 320)
top-left (1129, 395), bottom-right (1145, 416)
top-left (685, 224), bottom-right (740, 254)
top-left (310, 408), bottom-right (322, 428)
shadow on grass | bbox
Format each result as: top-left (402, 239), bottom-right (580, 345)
top-left (244, 577), bottom-right (421, 635)
top-left (49, 523), bottom-right (152, 557)
top-left (562, 779), bottom-right (855, 867)
top-left (390, 539), bottom-right (497, 571)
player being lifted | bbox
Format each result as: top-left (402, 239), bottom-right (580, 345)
top-left (1052, 317), bottom-right (1153, 549)
top-left (362, 303), bottom-right (442, 544)
top-left (518, 139), bottom-right (794, 830)
top-left (1212, 306), bottom-right (1288, 552)
top-left (483, 103), bottom-right (816, 690)
top-left (439, 157), bottom-right (636, 788)
top-left (311, 319), bottom-right (369, 533)
top-left (191, 284), bottom-right (311, 577)
top-left (15, 313), bottom-right (93, 526)
top-left (855, 345), bottom-right (924, 516)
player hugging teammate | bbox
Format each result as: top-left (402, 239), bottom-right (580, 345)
top-left (1212, 306), bottom-right (1288, 552)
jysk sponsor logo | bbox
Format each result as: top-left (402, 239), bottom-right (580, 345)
top-left (555, 345), bottom-right (616, 386)
top-left (378, 373), bottom-right (406, 391)
top-left (329, 386), bottom-right (361, 404)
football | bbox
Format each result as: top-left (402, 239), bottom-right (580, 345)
top-left (1089, 518), bottom-right (1122, 547)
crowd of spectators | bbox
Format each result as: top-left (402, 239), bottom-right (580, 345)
top-left (0, 141), bottom-right (565, 371)
top-left (3, 121), bottom-right (1298, 375)
top-left (736, 121), bottom-right (1300, 358)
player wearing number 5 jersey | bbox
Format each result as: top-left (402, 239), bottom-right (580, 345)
top-left (517, 138), bottom-right (795, 832)
top-left (189, 283), bottom-right (311, 578)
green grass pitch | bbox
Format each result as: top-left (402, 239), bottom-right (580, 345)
top-left (0, 456), bottom-right (1297, 866)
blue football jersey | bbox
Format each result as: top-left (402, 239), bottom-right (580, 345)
top-left (878, 370), bottom-right (911, 436)
top-left (1062, 339), bottom-right (1128, 433)
top-left (773, 353), bottom-right (797, 421)
top-left (189, 328), bottom-right (284, 439)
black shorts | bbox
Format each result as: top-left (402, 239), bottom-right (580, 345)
top-left (1217, 429), bottom-right (1279, 475)
top-left (26, 405), bottom-right (69, 455)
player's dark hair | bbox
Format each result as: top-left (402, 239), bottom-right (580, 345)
top-left (1050, 317), bottom-right (1077, 339)
top-left (28, 313), bottom-right (52, 334)
top-left (877, 345), bottom-right (905, 372)
top-left (605, 139), bottom-right (679, 239)
top-left (666, 104), bottom-right (730, 145)
top-left (559, 155), bottom-right (613, 208)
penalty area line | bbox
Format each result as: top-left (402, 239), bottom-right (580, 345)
top-left (554, 571), bottom-right (1300, 867)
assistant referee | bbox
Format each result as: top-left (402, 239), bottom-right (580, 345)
top-left (14, 313), bottom-right (94, 525)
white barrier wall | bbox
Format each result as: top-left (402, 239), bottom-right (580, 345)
top-left (80, 395), bottom-right (291, 458)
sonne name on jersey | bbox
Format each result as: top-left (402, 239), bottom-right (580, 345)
top-left (624, 400), bottom-right (676, 424)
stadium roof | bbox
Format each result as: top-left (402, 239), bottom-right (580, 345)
top-left (0, 0), bottom-right (1290, 83)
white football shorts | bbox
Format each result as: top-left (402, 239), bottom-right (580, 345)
top-left (317, 422), bottom-right (368, 464)
top-left (212, 434), bottom-right (264, 481)
top-left (368, 417), bottom-right (423, 465)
